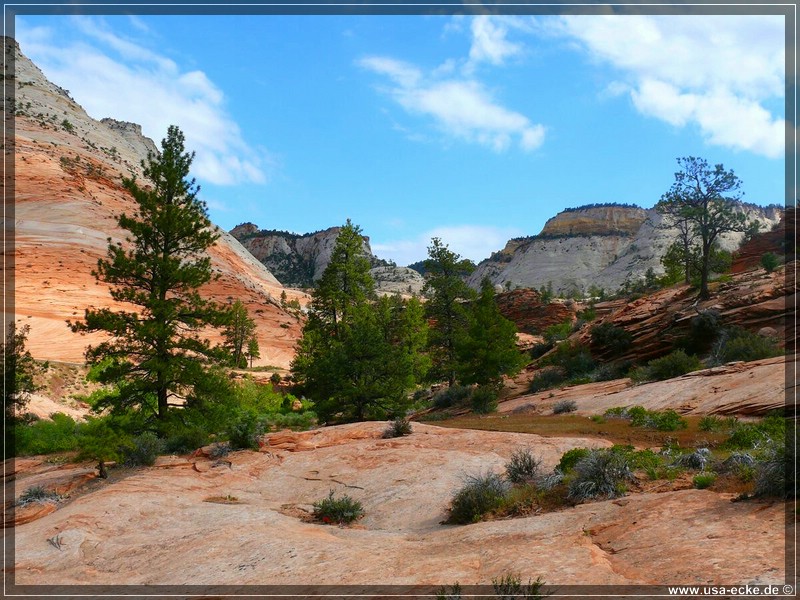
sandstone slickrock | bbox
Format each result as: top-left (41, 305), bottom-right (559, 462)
top-left (470, 204), bottom-right (783, 294)
top-left (11, 422), bottom-right (788, 586)
top-left (8, 38), bottom-right (305, 368)
top-left (494, 289), bottom-right (576, 334)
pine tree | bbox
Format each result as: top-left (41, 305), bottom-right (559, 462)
top-left (423, 238), bottom-right (475, 386)
top-left (456, 279), bottom-right (526, 388)
top-left (223, 300), bottom-right (256, 368)
top-left (3, 322), bottom-right (40, 424)
top-left (291, 221), bottom-right (428, 422)
top-left (246, 336), bottom-right (261, 368)
top-left (70, 126), bottom-right (228, 421)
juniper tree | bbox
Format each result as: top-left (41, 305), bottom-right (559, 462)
top-left (71, 126), bottom-right (228, 421)
top-left (657, 157), bottom-right (754, 299)
top-left (223, 300), bottom-right (256, 368)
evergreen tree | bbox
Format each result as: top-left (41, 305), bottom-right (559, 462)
top-left (456, 279), bottom-right (526, 388)
top-left (70, 126), bottom-right (228, 421)
top-left (291, 222), bottom-right (428, 422)
top-left (223, 300), bottom-right (256, 368)
top-left (3, 322), bottom-right (40, 424)
top-left (246, 336), bottom-right (260, 368)
top-left (657, 157), bottom-right (754, 299)
top-left (423, 238), bottom-right (475, 386)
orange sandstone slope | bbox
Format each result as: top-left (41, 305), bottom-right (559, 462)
top-left (7, 38), bottom-right (305, 368)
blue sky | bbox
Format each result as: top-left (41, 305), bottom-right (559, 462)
top-left (13, 11), bottom-right (787, 266)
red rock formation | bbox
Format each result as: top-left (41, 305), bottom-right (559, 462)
top-left (732, 207), bottom-right (794, 274)
top-left (494, 289), bottom-right (576, 334)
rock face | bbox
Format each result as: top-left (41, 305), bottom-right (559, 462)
top-left (231, 223), bottom-right (425, 295)
top-left (732, 207), bottom-right (794, 274)
top-left (11, 422), bottom-right (788, 586)
top-left (494, 289), bottom-right (576, 334)
top-left (8, 38), bottom-right (306, 368)
top-left (470, 204), bottom-right (783, 295)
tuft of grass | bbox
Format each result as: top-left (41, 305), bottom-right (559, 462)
top-left (504, 448), bottom-right (541, 484)
top-left (491, 573), bottom-right (546, 600)
top-left (17, 486), bottom-right (60, 506)
top-left (552, 399), bottom-right (577, 414)
top-left (312, 490), bottom-right (365, 525)
top-left (567, 448), bottom-right (633, 502)
top-left (693, 472), bottom-right (716, 489)
top-left (383, 417), bottom-right (413, 438)
top-left (446, 472), bottom-right (509, 524)
top-left (436, 583), bottom-right (463, 600)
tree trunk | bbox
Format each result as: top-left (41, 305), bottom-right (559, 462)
top-left (157, 385), bottom-right (168, 420)
top-left (699, 244), bottom-right (712, 299)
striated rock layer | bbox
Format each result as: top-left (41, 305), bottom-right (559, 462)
top-left (8, 38), bottom-right (305, 368)
top-left (470, 204), bottom-right (783, 294)
top-left (11, 422), bottom-right (788, 587)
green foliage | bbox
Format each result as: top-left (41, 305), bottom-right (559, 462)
top-left (567, 448), bottom-right (633, 502)
top-left (222, 300), bottom-right (256, 368)
top-left (722, 415), bottom-right (786, 450)
top-left (293, 226), bottom-right (429, 423)
top-left (709, 327), bottom-right (782, 365)
top-left (471, 385), bottom-right (499, 414)
top-left (3, 322), bottom-right (41, 425)
top-left (753, 438), bottom-right (795, 499)
top-left (698, 415), bottom-right (735, 432)
top-left (491, 573), bottom-right (546, 600)
top-left (760, 252), bottom-right (779, 273)
top-left (528, 368), bottom-right (565, 393)
top-left (656, 156), bottom-right (753, 299)
top-left (630, 350), bottom-right (703, 383)
top-left (76, 416), bottom-right (134, 465)
top-left (504, 448), bottom-right (541, 484)
top-left (540, 341), bottom-right (595, 378)
top-left (123, 431), bottom-right (164, 466)
top-left (589, 323), bottom-right (632, 357)
top-left (383, 417), bottom-right (412, 438)
top-left (557, 448), bottom-right (591, 474)
top-left (543, 320), bottom-right (572, 344)
top-left (446, 471), bottom-right (509, 524)
top-left (423, 238), bottom-right (476, 386)
top-left (14, 413), bottom-right (79, 456)
top-left (692, 472), bottom-right (716, 489)
top-left (538, 282), bottom-right (554, 304)
top-left (456, 279), bottom-right (526, 388)
top-left (312, 490), bottom-right (365, 525)
top-left (432, 384), bottom-right (472, 409)
top-left (70, 126), bottom-right (229, 421)
top-left (672, 448), bottom-right (710, 470)
top-left (226, 410), bottom-right (265, 450)
top-left (246, 336), bottom-right (261, 368)
top-left (603, 405), bottom-right (688, 431)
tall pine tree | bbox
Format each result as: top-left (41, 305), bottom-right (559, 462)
top-left (71, 126), bottom-right (228, 421)
top-left (291, 221), bottom-right (428, 422)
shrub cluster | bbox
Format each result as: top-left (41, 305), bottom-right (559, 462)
top-left (504, 448), bottom-right (541, 484)
top-left (383, 417), bottom-right (413, 438)
top-left (630, 350), bottom-right (703, 383)
top-left (709, 327), bottom-right (782, 365)
top-left (589, 323), bottom-right (632, 357)
top-left (552, 399), bottom-right (577, 414)
top-left (446, 472), bottom-right (510, 524)
top-left (567, 448), bottom-right (633, 502)
top-left (603, 406), bottom-right (688, 431)
top-left (312, 490), bottom-right (365, 525)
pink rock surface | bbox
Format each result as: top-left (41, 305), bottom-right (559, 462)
top-left (11, 423), bottom-right (789, 587)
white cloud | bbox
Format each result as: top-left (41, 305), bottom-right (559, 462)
top-left (359, 56), bottom-right (545, 152)
top-left (467, 16), bottom-right (524, 68)
top-left (16, 16), bottom-right (268, 185)
top-left (373, 224), bottom-right (523, 266)
top-left (551, 15), bottom-right (785, 158)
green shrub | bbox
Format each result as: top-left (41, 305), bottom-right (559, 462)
top-left (557, 448), bottom-right (591, 474)
top-left (447, 472), bottom-right (509, 524)
top-left (543, 320), bottom-right (572, 344)
top-left (383, 417), bottom-right (412, 438)
top-left (13, 413), bottom-right (80, 456)
top-left (760, 252), bottom-right (779, 273)
top-left (264, 411), bottom-right (317, 431)
top-left (471, 386), bottom-right (498, 414)
top-left (698, 415), bottom-right (735, 432)
top-left (435, 583), bottom-right (463, 600)
top-left (675, 309), bottom-right (723, 356)
top-left (590, 323), bottom-right (632, 356)
top-left (505, 448), bottom-right (541, 484)
top-left (163, 424), bottom-right (211, 454)
top-left (753, 438), bottom-right (795, 499)
top-left (227, 410), bottom-right (265, 450)
top-left (722, 415), bottom-right (786, 450)
top-left (432, 385), bottom-right (472, 409)
top-left (567, 448), bottom-right (633, 502)
top-left (627, 448), bottom-right (662, 471)
top-left (607, 405), bottom-right (688, 431)
top-left (491, 573), bottom-right (545, 600)
top-left (710, 327), bottom-right (782, 365)
top-left (312, 490), bottom-right (365, 525)
top-left (693, 472), bottom-right (716, 489)
top-left (542, 341), bottom-right (595, 377)
top-left (529, 342), bottom-right (554, 360)
top-left (630, 350), bottom-right (703, 383)
top-left (552, 399), bottom-right (577, 414)
top-left (528, 367), bottom-right (566, 393)
top-left (123, 431), bottom-right (164, 467)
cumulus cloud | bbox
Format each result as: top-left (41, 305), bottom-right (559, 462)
top-left (359, 55), bottom-right (545, 152)
top-left (16, 16), bottom-right (268, 185)
top-left (551, 15), bottom-right (785, 158)
top-left (467, 15), bottom-right (524, 69)
top-left (372, 224), bottom-right (523, 266)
